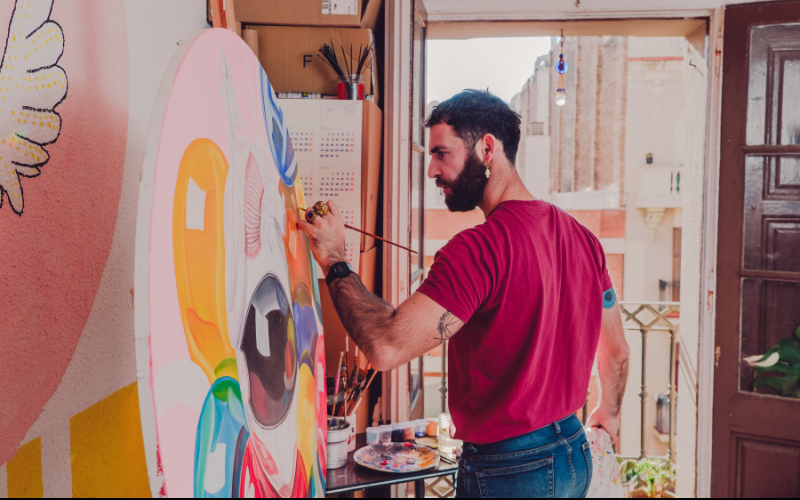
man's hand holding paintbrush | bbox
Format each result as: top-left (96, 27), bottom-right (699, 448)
top-left (297, 201), bottom-right (349, 277)
top-left (299, 201), bottom-right (417, 256)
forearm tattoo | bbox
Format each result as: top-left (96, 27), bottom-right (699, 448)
top-left (435, 312), bottom-right (461, 343)
top-left (327, 275), bottom-right (464, 369)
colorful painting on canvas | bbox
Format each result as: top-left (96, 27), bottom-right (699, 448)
top-left (136, 29), bottom-right (326, 498)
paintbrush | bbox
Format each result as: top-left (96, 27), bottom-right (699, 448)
top-left (347, 369), bottom-right (377, 417)
top-left (345, 365), bottom-right (369, 415)
top-left (331, 351), bottom-right (344, 416)
top-left (299, 207), bottom-right (418, 254)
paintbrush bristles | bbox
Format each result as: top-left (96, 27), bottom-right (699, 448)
top-left (356, 42), bottom-right (373, 76)
top-left (318, 42), bottom-right (346, 78)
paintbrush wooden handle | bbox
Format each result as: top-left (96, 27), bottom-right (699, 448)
top-left (299, 207), bottom-right (418, 255)
top-left (343, 224), bottom-right (418, 254)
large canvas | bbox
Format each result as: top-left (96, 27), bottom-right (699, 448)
top-left (135, 29), bottom-right (326, 498)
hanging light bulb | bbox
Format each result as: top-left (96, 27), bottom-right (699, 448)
top-left (555, 31), bottom-right (568, 106)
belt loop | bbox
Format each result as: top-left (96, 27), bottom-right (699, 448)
top-left (553, 420), bottom-right (562, 435)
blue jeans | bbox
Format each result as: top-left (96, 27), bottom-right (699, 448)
top-left (456, 415), bottom-right (592, 498)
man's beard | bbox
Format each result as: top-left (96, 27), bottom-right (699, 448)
top-left (438, 150), bottom-right (489, 213)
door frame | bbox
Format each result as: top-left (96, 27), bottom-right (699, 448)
top-left (382, 3), bottom-right (726, 497)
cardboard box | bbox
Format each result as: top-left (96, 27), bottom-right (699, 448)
top-left (235, 0), bottom-right (382, 29)
top-left (358, 245), bottom-right (377, 293)
top-left (253, 25), bottom-right (375, 98)
top-left (360, 100), bottom-right (382, 251)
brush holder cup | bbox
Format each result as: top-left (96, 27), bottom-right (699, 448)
top-left (346, 413), bottom-right (358, 451)
top-left (337, 74), bottom-right (365, 100)
top-left (327, 417), bottom-right (351, 469)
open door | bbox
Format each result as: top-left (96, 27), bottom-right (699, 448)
top-left (714, 1), bottom-right (800, 496)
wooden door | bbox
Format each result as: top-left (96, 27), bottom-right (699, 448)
top-left (714, 2), bottom-right (800, 497)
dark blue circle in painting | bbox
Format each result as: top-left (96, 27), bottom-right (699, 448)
top-left (241, 274), bottom-right (297, 429)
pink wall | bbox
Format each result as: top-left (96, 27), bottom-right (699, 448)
top-left (0, 0), bottom-right (129, 464)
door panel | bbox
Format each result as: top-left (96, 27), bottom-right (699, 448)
top-left (746, 23), bottom-right (800, 146)
top-left (735, 435), bottom-right (800, 498)
top-left (715, 2), bottom-right (800, 497)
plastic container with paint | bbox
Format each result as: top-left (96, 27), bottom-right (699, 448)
top-left (402, 422), bottom-right (416, 441)
top-left (366, 427), bottom-right (380, 445)
top-left (391, 423), bottom-right (405, 442)
top-left (426, 418), bottom-right (439, 437)
top-left (378, 425), bottom-right (392, 445)
top-left (415, 420), bottom-right (428, 438)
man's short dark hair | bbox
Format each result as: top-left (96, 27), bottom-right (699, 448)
top-left (425, 89), bottom-right (522, 165)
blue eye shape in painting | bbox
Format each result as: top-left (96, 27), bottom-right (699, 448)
top-left (260, 69), bottom-right (297, 187)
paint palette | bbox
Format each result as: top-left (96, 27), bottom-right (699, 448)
top-left (354, 443), bottom-right (440, 474)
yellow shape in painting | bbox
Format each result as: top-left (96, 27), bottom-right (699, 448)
top-left (296, 363), bottom-right (316, 486)
top-left (173, 139), bottom-right (236, 384)
top-left (70, 383), bottom-right (151, 498)
top-left (7, 437), bottom-right (43, 498)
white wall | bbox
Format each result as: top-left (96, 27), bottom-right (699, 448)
top-left (524, 136), bottom-right (551, 200)
top-left (623, 53), bottom-right (686, 303)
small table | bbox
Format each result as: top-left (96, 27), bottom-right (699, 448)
top-left (325, 433), bottom-right (459, 498)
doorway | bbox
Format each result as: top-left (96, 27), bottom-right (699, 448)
top-left (412, 16), bottom-right (711, 498)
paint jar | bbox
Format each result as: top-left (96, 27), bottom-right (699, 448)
top-left (337, 74), bottom-right (365, 100)
top-left (327, 418), bottom-right (351, 469)
top-left (378, 425), bottom-right (392, 445)
top-left (366, 427), bottom-right (380, 445)
top-left (426, 418), bottom-right (439, 437)
top-left (391, 423), bottom-right (405, 442)
top-left (439, 436), bottom-right (462, 461)
top-left (415, 420), bottom-right (428, 438)
top-left (402, 422), bottom-right (416, 442)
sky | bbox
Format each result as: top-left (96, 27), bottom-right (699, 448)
top-left (426, 37), bottom-right (552, 105)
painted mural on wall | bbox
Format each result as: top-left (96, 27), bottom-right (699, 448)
top-left (0, 0), bottom-right (66, 215)
top-left (138, 29), bottom-right (326, 498)
top-left (0, 0), bottom-right (128, 466)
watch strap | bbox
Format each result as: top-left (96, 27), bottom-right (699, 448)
top-left (325, 262), bottom-right (354, 286)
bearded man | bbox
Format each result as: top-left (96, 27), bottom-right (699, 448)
top-left (299, 90), bottom-right (630, 498)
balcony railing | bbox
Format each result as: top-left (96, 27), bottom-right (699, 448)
top-left (430, 302), bottom-right (685, 467)
top-left (619, 301), bottom-right (681, 463)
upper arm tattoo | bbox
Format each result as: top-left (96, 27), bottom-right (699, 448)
top-left (435, 311), bottom-right (463, 343)
top-left (602, 287), bottom-right (617, 309)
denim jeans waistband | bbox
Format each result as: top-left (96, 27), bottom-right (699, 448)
top-left (462, 414), bottom-right (584, 457)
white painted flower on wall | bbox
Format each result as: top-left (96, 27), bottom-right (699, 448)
top-left (0, 0), bottom-right (67, 215)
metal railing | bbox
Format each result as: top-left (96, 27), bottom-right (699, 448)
top-left (619, 301), bottom-right (680, 463)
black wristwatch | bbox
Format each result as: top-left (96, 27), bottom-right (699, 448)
top-left (326, 261), bottom-right (355, 286)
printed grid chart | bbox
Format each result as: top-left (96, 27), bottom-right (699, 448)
top-left (281, 100), bottom-right (363, 274)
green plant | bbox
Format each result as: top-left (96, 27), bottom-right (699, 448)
top-left (616, 458), bottom-right (675, 498)
top-left (618, 458), bottom-right (637, 484)
top-left (745, 325), bottom-right (800, 399)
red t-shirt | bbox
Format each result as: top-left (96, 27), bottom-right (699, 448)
top-left (418, 200), bottom-right (612, 445)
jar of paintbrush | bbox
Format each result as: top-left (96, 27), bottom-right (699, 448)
top-left (337, 74), bottom-right (364, 100)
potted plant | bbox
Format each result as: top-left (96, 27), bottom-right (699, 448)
top-left (617, 458), bottom-right (676, 498)
top-left (618, 458), bottom-right (638, 497)
top-left (745, 326), bottom-right (800, 399)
